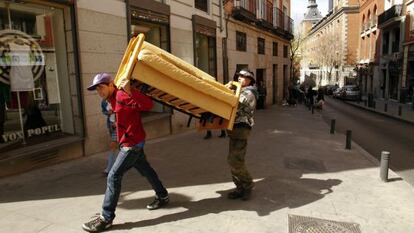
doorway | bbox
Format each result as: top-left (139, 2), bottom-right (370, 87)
top-left (283, 65), bottom-right (288, 99)
top-left (273, 64), bottom-right (278, 104)
top-left (256, 69), bottom-right (266, 109)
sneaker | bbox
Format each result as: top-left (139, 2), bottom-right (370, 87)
top-left (82, 215), bottom-right (112, 232)
top-left (218, 131), bottom-right (226, 138)
top-left (146, 196), bottom-right (169, 210)
top-left (227, 188), bottom-right (244, 199)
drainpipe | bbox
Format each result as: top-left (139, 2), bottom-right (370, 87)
top-left (222, 1), bottom-right (232, 84)
top-left (219, 0), bottom-right (223, 32)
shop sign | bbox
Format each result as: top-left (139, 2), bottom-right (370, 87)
top-left (131, 9), bottom-right (169, 24)
top-left (1, 124), bottom-right (61, 143)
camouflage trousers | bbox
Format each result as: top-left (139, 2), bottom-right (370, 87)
top-left (226, 126), bottom-right (253, 190)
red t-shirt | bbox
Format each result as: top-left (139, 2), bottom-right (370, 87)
top-left (108, 88), bottom-right (153, 147)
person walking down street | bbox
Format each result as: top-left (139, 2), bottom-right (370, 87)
top-left (314, 88), bottom-right (325, 110)
top-left (257, 82), bottom-right (266, 109)
top-left (82, 73), bottom-right (169, 232)
top-left (306, 86), bottom-right (315, 109)
top-left (101, 99), bottom-right (117, 176)
top-left (225, 68), bottom-right (258, 201)
top-left (204, 129), bottom-right (226, 139)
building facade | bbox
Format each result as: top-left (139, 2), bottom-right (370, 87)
top-left (0, 0), bottom-right (292, 177)
top-left (377, 0), bottom-right (405, 101)
top-left (402, 0), bottom-right (414, 103)
top-left (301, 0), bottom-right (360, 88)
top-left (357, 0), bottom-right (383, 102)
top-left (227, 0), bottom-right (293, 103)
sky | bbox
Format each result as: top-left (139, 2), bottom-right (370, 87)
top-left (291, 0), bottom-right (329, 27)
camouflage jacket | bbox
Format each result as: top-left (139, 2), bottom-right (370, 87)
top-left (234, 86), bottom-right (258, 127)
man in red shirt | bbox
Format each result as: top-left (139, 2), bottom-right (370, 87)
top-left (82, 73), bottom-right (169, 232)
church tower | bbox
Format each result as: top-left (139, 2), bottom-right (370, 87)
top-left (301, 0), bottom-right (323, 36)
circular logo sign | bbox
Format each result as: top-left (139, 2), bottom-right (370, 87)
top-left (0, 29), bottom-right (45, 85)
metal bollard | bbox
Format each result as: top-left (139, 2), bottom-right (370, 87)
top-left (398, 106), bottom-right (402, 116)
top-left (384, 103), bottom-right (388, 112)
top-left (380, 151), bottom-right (390, 182)
top-left (311, 106), bottom-right (314, 114)
top-left (412, 96), bottom-right (414, 111)
top-left (345, 130), bottom-right (352, 150)
top-left (330, 119), bottom-right (336, 134)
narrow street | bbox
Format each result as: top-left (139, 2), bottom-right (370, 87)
top-left (321, 97), bottom-right (414, 186)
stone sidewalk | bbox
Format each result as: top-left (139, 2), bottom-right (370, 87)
top-left (1, 105), bottom-right (413, 233)
top-left (345, 97), bottom-right (414, 125)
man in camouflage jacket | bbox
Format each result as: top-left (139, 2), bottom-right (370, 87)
top-left (226, 68), bottom-right (258, 201)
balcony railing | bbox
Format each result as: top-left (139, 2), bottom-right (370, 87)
top-left (257, 0), bottom-right (273, 25)
top-left (284, 15), bottom-right (293, 34)
top-left (378, 4), bottom-right (402, 25)
top-left (234, 0), bottom-right (257, 15)
top-left (272, 7), bottom-right (293, 34)
top-left (273, 7), bottom-right (281, 29)
top-left (370, 17), bottom-right (378, 28)
top-left (360, 17), bottom-right (378, 34)
top-left (234, 1), bottom-right (293, 37)
top-left (360, 24), bottom-right (366, 34)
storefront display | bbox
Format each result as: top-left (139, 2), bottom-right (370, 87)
top-left (0, 1), bottom-right (76, 152)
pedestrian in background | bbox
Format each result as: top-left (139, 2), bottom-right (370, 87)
top-left (257, 82), bottom-right (266, 109)
top-left (225, 68), bottom-right (258, 201)
top-left (83, 73), bottom-right (169, 232)
top-left (204, 129), bottom-right (226, 139)
top-left (101, 99), bottom-right (117, 176)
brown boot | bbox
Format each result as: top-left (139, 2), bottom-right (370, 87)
top-left (227, 188), bottom-right (244, 199)
top-left (241, 188), bottom-right (252, 201)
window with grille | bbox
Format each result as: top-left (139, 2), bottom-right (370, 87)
top-left (195, 0), bottom-right (208, 12)
top-left (258, 37), bottom-right (265, 54)
top-left (236, 31), bottom-right (247, 51)
top-left (273, 42), bottom-right (278, 56)
top-left (283, 45), bottom-right (288, 58)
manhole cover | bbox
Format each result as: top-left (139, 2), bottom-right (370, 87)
top-left (289, 215), bottom-right (361, 233)
top-left (284, 157), bottom-right (326, 172)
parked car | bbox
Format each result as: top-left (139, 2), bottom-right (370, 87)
top-left (333, 87), bottom-right (343, 98)
top-left (326, 85), bottom-right (339, 95)
top-left (342, 85), bottom-right (361, 101)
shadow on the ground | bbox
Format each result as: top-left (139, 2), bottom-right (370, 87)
top-left (0, 105), bottom-right (367, 209)
top-left (113, 176), bottom-right (341, 230)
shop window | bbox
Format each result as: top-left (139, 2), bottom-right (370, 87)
top-left (283, 45), bottom-right (288, 58)
top-left (130, 17), bottom-right (170, 113)
top-left (195, 33), bottom-right (217, 78)
top-left (258, 37), bottom-right (265, 54)
top-left (0, 2), bottom-right (79, 151)
top-left (195, 0), bottom-right (208, 12)
top-left (273, 42), bottom-right (278, 56)
top-left (236, 31), bottom-right (246, 51)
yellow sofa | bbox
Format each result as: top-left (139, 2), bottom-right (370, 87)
top-left (114, 34), bottom-right (241, 130)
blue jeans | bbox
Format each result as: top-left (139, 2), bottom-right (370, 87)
top-left (101, 145), bottom-right (168, 221)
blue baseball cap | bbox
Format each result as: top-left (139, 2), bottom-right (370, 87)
top-left (87, 73), bottom-right (112, 91)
